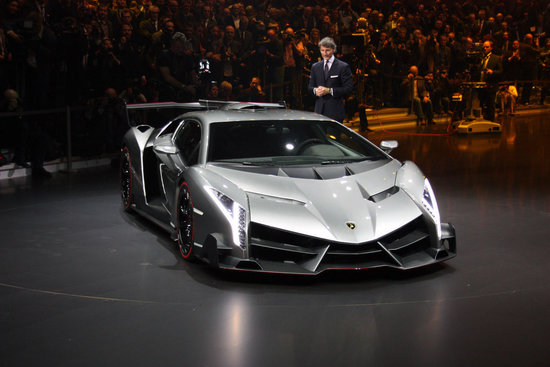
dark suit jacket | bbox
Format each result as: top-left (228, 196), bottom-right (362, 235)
top-left (480, 53), bottom-right (503, 83)
top-left (308, 58), bottom-right (353, 122)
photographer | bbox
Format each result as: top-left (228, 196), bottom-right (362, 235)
top-left (89, 37), bottom-right (122, 93)
top-left (504, 39), bottom-right (522, 82)
top-left (497, 83), bottom-right (518, 115)
top-left (464, 37), bottom-right (482, 79)
top-left (282, 27), bottom-right (305, 108)
top-left (265, 28), bottom-right (284, 102)
top-left (220, 25), bottom-right (242, 86)
top-left (87, 87), bottom-right (126, 154)
top-left (238, 76), bottom-right (267, 102)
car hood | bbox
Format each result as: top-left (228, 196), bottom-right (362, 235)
top-left (204, 160), bottom-right (422, 243)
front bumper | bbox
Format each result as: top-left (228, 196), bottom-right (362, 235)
top-left (200, 219), bottom-right (456, 275)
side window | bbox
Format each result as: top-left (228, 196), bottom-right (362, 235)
top-left (174, 120), bottom-right (201, 166)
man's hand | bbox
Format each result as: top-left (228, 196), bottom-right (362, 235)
top-left (315, 86), bottom-right (331, 97)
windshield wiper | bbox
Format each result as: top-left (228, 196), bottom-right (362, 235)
top-left (242, 160), bottom-right (276, 166)
top-left (321, 158), bottom-right (366, 165)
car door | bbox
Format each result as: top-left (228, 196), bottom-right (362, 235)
top-left (153, 119), bottom-right (202, 213)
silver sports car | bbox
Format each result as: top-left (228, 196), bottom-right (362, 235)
top-left (121, 101), bottom-right (456, 274)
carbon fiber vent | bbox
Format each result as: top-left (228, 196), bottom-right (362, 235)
top-left (248, 216), bottom-right (432, 272)
top-left (367, 186), bottom-right (400, 203)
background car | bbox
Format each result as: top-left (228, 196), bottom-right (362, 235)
top-left (120, 101), bottom-right (456, 274)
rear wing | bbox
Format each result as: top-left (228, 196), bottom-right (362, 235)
top-left (203, 100), bottom-right (286, 110)
top-left (124, 99), bottom-right (286, 127)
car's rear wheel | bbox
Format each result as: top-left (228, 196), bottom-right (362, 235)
top-left (177, 182), bottom-right (194, 260)
top-left (120, 147), bottom-right (133, 211)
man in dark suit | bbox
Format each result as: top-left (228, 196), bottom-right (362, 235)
top-left (479, 40), bottom-right (503, 121)
top-left (308, 37), bottom-right (353, 123)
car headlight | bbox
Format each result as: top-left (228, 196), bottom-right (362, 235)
top-left (422, 178), bottom-right (441, 240)
top-left (208, 188), bottom-right (247, 249)
top-left (396, 162), bottom-right (442, 241)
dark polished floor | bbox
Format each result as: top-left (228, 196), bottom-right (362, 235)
top-left (1, 112), bottom-right (550, 366)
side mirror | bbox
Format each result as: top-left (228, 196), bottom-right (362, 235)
top-left (153, 141), bottom-right (179, 154)
top-left (153, 144), bottom-right (179, 154)
top-left (380, 140), bottom-right (398, 154)
top-left (153, 134), bottom-right (179, 154)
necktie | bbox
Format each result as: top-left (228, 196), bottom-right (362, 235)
top-left (484, 54), bottom-right (491, 68)
top-left (481, 55), bottom-right (489, 81)
top-left (324, 61), bottom-right (329, 79)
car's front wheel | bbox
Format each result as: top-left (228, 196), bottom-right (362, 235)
top-left (177, 182), bottom-right (194, 260)
top-left (120, 147), bottom-right (133, 211)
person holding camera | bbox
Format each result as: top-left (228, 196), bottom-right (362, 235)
top-left (265, 28), bottom-right (284, 102)
top-left (238, 76), bottom-right (267, 102)
top-left (504, 39), bottom-right (522, 81)
top-left (282, 27), bottom-right (305, 108)
top-left (497, 83), bottom-right (518, 115)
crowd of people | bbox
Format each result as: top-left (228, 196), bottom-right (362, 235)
top-left (1, 0), bottom-right (550, 172)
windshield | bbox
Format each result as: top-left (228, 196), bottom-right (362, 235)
top-left (207, 120), bottom-right (387, 165)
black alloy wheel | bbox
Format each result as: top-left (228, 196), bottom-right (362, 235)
top-left (177, 182), bottom-right (194, 260)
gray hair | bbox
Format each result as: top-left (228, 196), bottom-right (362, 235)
top-left (172, 32), bottom-right (188, 42)
top-left (171, 32), bottom-right (192, 49)
top-left (318, 37), bottom-right (337, 51)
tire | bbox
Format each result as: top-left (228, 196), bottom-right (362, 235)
top-left (120, 147), bottom-right (133, 211)
top-left (177, 182), bottom-right (195, 260)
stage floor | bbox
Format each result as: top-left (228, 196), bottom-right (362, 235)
top-left (1, 113), bottom-right (550, 366)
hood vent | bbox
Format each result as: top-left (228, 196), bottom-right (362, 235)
top-left (278, 166), bottom-right (352, 180)
top-left (356, 183), bottom-right (398, 202)
top-left (367, 186), bottom-right (400, 203)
